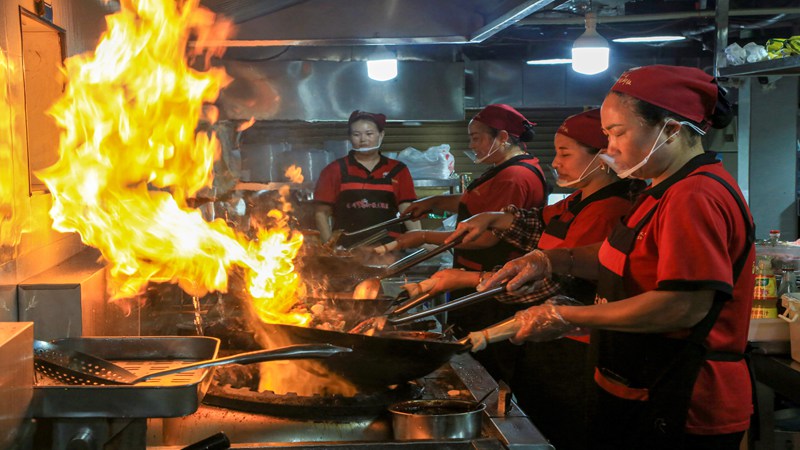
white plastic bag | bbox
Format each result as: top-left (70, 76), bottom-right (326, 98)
top-left (396, 144), bottom-right (455, 180)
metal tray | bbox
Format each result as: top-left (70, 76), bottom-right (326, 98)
top-left (31, 336), bottom-right (219, 418)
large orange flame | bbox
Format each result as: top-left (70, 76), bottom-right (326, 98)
top-left (37, 0), bottom-right (308, 325)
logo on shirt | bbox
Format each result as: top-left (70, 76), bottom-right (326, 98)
top-left (347, 199), bottom-right (390, 210)
top-left (637, 231), bottom-right (647, 240)
top-left (594, 295), bottom-right (608, 305)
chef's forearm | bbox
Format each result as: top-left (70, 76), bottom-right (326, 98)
top-left (545, 243), bottom-right (601, 280)
top-left (314, 207), bottom-right (333, 242)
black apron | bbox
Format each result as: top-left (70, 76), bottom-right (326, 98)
top-left (590, 157), bottom-right (755, 450)
top-left (454, 155), bottom-right (549, 271)
top-left (448, 155), bottom-right (548, 383)
top-left (332, 155), bottom-right (407, 247)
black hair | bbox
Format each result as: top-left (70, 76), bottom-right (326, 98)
top-left (348, 111), bottom-right (386, 134)
top-left (486, 121), bottom-right (535, 149)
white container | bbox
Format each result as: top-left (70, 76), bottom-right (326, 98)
top-left (779, 294), bottom-right (800, 363)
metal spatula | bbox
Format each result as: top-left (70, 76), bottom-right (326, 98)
top-left (34, 339), bottom-right (351, 385)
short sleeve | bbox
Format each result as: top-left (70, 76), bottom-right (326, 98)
top-left (313, 161), bottom-right (341, 205)
top-left (393, 165), bottom-right (417, 204)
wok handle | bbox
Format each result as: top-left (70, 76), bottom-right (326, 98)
top-left (458, 317), bottom-right (520, 349)
top-left (133, 344), bottom-right (352, 383)
top-left (389, 285), bottom-right (506, 325)
top-left (383, 236), bottom-right (463, 278)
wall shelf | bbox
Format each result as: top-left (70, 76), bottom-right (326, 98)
top-left (719, 55), bottom-right (800, 78)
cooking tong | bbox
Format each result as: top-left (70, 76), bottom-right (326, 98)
top-left (388, 284), bottom-right (508, 325)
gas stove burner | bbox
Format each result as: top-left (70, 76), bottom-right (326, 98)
top-left (204, 381), bottom-right (423, 419)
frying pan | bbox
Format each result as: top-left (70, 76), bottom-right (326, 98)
top-left (257, 322), bottom-right (470, 387)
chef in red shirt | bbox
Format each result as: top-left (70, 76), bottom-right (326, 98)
top-left (391, 104), bottom-right (548, 383)
top-left (475, 65), bottom-right (755, 450)
top-left (414, 109), bottom-right (643, 450)
top-left (314, 110), bottom-right (419, 248)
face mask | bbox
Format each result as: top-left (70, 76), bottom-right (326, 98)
top-left (599, 120), bottom-right (682, 179)
top-left (351, 136), bottom-right (383, 153)
top-left (474, 139), bottom-right (501, 164)
top-left (555, 152), bottom-right (603, 188)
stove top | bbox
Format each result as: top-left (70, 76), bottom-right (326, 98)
top-left (146, 354), bottom-right (553, 449)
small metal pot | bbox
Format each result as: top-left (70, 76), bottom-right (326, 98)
top-left (389, 399), bottom-right (485, 441)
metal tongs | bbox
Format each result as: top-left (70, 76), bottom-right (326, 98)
top-left (352, 236), bottom-right (463, 300)
top-left (388, 284), bottom-right (508, 325)
top-left (326, 214), bottom-right (411, 249)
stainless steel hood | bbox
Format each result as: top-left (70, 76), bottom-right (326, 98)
top-left (200, 0), bottom-right (560, 47)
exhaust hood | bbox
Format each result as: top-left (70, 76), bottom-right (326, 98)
top-left (200, 0), bottom-right (560, 47)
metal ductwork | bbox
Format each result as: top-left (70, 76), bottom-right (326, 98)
top-left (199, 0), bottom-right (561, 47)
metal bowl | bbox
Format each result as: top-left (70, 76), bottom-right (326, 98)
top-left (389, 399), bottom-right (485, 440)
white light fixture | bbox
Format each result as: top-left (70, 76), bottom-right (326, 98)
top-left (613, 36), bottom-right (686, 43)
top-left (571, 12), bottom-right (609, 75)
top-left (526, 58), bottom-right (572, 65)
top-left (367, 46), bottom-right (398, 81)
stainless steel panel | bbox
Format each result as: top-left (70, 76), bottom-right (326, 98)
top-left (523, 66), bottom-right (566, 107)
top-left (478, 60), bottom-right (523, 107)
top-left (17, 249), bottom-right (106, 341)
top-left (0, 322), bottom-right (33, 450)
top-left (0, 259), bottom-right (17, 321)
top-left (217, 60), bottom-right (464, 121)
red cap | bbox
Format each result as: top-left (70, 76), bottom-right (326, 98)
top-left (557, 109), bottom-right (607, 150)
top-left (348, 110), bottom-right (387, 130)
top-left (610, 65), bottom-right (718, 127)
top-left (472, 104), bottom-right (535, 138)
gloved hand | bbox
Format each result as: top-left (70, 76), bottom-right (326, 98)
top-left (402, 198), bottom-right (436, 221)
top-left (401, 278), bottom-right (438, 298)
top-left (510, 295), bottom-right (583, 344)
top-left (478, 249), bottom-right (551, 293)
top-left (446, 211), bottom-right (511, 244)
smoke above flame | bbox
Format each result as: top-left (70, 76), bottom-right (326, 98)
top-left (37, 0), bottom-right (308, 325)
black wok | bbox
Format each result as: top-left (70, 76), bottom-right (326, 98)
top-left (257, 322), bottom-right (470, 388)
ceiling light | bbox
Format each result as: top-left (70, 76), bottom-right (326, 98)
top-left (366, 46), bottom-right (397, 82)
top-left (613, 36), bottom-right (686, 43)
top-left (571, 12), bottom-right (609, 75)
top-left (526, 58), bottom-right (572, 65)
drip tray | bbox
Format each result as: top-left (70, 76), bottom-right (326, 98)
top-left (32, 336), bottom-right (220, 418)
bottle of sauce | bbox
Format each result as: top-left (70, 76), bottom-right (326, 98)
top-left (777, 265), bottom-right (796, 316)
top-left (752, 255), bottom-right (778, 319)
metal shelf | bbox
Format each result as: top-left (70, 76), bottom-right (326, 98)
top-left (718, 55), bottom-right (800, 77)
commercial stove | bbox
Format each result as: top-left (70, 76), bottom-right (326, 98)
top-left (147, 354), bottom-right (551, 449)
top-left (29, 339), bottom-right (551, 450)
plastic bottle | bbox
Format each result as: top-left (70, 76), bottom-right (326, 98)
top-left (777, 265), bottom-right (796, 316)
top-left (768, 229), bottom-right (781, 246)
top-left (752, 255), bottom-right (778, 319)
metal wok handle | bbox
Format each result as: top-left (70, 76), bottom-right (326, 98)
top-left (388, 285), bottom-right (507, 325)
top-left (133, 344), bottom-right (352, 383)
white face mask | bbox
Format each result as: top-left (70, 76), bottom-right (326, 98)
top-left (351, 136), bottom-right (383, 153)
top-left (474, 138), bottom-right (502, 164)
top-left (598, 120), bottom-right (682, 179)
top-left (555, 152), bottom-right (603, 188)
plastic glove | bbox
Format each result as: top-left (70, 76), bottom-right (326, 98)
top-left (392, 231), bottom-right (427, 250)
top-left (510, 295), bottom-right (583, 344)
top-left (403, 198), bottom-right (436, 221)
top-left (401, 278), bottom-right (437, 298)
top-left (478, 249), bottom-right (551, 293)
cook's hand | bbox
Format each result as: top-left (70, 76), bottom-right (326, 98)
top-left (478, 249), bottom-right (551, 293)
top-left (392, 231), bottom-right (426, 250)
top-left (403, 198), bottom-right (435, 221)
top-left (446, 212), bottom-right (508, 245)
top-left (428, 269), bottom-right (481, 294)
top-left (510, 296), bottom-right (582, 344)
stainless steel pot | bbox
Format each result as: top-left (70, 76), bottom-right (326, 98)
top-left (389, 399), bottom-right (485, 440)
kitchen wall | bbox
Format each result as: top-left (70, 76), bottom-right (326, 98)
top-left (0, 0), bottom-right (108, 320)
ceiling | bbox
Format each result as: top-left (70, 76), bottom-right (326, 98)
top-left (199, 0), bottom-right (800, 63)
